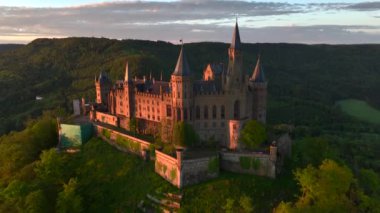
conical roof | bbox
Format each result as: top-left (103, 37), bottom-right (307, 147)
top-left (230, 21), bottom-right (241, 50)
top-left (124, 61), bottom-right (131, 82)
top-left (172, 45), bottom-right (191, 76)
top-left (251, 56), bottom-right (265, 82)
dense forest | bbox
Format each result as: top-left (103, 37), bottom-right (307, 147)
top-left (0, 39), bottom-right (379, 212)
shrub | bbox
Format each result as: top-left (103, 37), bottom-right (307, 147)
top-left (170, 168), bottom-right (177, 181)
top-left (208, 157), bottom-right (219, 173)
top-left (149, 144), bottom-right (156, 158)
top-left (239, 157), bottom-right (251, 170)
top-left (102, 129), bottom-right (111, 139)
top-left (252, 158), bottom-right (260, 170)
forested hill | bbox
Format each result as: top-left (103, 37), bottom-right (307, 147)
top-left (0, 37), bottom-right (380, 135)
top-left (0, 44), bottom-right (24, 53)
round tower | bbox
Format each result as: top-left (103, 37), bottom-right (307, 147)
top-left (95, 72), bottom-right (111, 106)
top-left (171, 44), bottom-right (193, 122)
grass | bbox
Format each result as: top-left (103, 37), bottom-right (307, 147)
top-left (337, 99), bottom-right (380, 124)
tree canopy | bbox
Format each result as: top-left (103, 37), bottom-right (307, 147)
top-left (239, 120), bottom-right (267, 150)
top-left (172, 121), bottom-right (199, 148)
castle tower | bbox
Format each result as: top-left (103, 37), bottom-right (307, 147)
top-left (225, 20), bottom-right (244, 91)
top-left (250, 55), bottom-right (267, 123)
top-left (95, 71), bottom-right (111, 106)
top-left (171, 44), bottom-right (193, 122)
top-left (123, 61), bottom-right (135, 118)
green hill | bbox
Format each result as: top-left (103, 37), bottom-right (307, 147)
top-left (0, 38), bottom-right (380, 135)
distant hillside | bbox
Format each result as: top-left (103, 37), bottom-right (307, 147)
top-left (0, 37), bottom-right (379, 135)
top-left (0, 44), bottom-right (24, 53)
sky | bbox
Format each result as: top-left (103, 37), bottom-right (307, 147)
top-left (0, 0), bottom-right (379, 44)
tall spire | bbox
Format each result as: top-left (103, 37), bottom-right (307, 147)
top-left (124, 61), bottom-right (130, 82)
top-left (230, 19), bottom-right (241, 50)
top-left (251, 55), bottom-right (265, 82)
top-left (172, 44), bottom-right (191, 76)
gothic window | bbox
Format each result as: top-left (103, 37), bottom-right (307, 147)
top-left (166, 105), bottom-right (172, 117)
top-left (178, 92), bottom-right (180, 98)
top-left (196, 106), bottom-right (200, 119)
top-left (221, 105), bottom-right (225, 119)
top-left (204, 105), bottom-right (209, 119)
top-left (212, 105), bottom-right (217, 119)
top-left (234, 100), bottom-right (240, 119)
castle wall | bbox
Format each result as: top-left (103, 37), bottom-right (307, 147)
top-left (154, 150), bottom-right (220, 188)
top-left (95, 125), bottom-right (152, 159)
top-left (220, 151), bottom-right (276, 178)
top-left (181, 155), bottom-right (219, 187)
top-left (155, 150), bottom-right (181, 187)
top-left (95, 111), bottom-right (118, 126)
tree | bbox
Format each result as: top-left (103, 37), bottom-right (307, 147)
top-left (292, 137), bottom-right (338, 167)
top-left (56, 178), bottom-right (83, 213)
top-left (172, 122), bottom-right (199, 147)
top-left (34, 149), bottom-right (65, 184)
top-left (25, 190), bottom-right (49, 213)
top-left (129, 117), bottom-right (137, 134)
top-left (239, 195), bottom-right (254, 213)
top-left (275, 159), bottom-right (359, 212)
top-left (239, 120), bottom-right (267, 150)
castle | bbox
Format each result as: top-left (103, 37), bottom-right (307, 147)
top-left (90, 21), bottom-right (267, 150)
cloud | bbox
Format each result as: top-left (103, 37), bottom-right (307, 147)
top-left (346, 1), bottom-right (380, 11)
top-left (0, 1), bottom-right (379, 44)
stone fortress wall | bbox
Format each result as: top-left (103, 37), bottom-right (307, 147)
top-left (94, 123), bottom-right (291, 188)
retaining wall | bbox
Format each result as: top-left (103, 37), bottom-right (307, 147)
top-left (181, 156), bottom-right (219, 186)
top-left (220, 151), bottom-right (276, 178)
top-left (96, 125), bottom-right (153, 159)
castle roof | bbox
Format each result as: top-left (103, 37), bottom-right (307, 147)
top-left (194, 80), bottom-right (223, 94)
top-left (251, 56), bottom-right (265, 83)
top-left (209, 63), bottom-right (224, 75)
top-left (172, 45), bottom-right (191, 76)
top-left (230, 21), bottom-right (241, 50)
top-left (134, 80), bottom-right (170, 94)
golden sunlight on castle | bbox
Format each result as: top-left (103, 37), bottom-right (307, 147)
top-left (91, 21), bottom-right (267, 149)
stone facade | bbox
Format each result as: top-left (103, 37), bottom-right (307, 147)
top-left (91, 21), bottom-right (267, 148)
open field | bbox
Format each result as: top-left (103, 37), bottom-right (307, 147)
top-left (337, 99), bottom-right (380, 124)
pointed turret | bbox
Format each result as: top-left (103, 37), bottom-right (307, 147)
top-left (124, 61), bottom-right (131, 82)
top-left (172, 45), bottom-right (191, 76)
top-left (230, 21), bottom-right (241, 50)
top-left (251, 56), bottom-right (265, 83)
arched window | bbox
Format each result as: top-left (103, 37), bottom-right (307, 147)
top-left (204, 105), bottom-right (209, 119)
top-left (196, 106), bottom-right (200, 119)
top-left (221, 105), bottom-right (225, 119)
top-left (212, 105), bottom-right (217, 119)
top-left (234, 100), bottom-right (240, 119)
